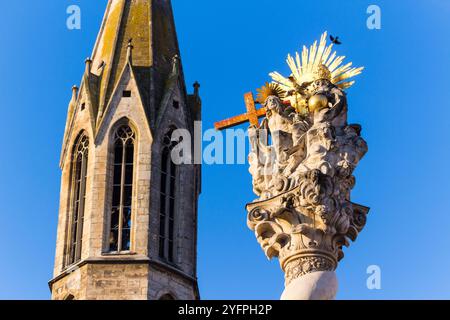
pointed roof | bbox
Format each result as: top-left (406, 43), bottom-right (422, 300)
top-left (61, 0), bottom-right (200, 168)
top-left (89, 0), bottom-right (184, 127)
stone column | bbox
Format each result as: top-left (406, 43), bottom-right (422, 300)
top-left (281, 271), bottom-right (338, 300)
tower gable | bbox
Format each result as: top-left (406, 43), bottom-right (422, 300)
top-left (96, 62), bottom-right (152, 144)
top-left (60, 77), bottom-right (97, 169)
top-left (155, 57), bottom-right (191, 133)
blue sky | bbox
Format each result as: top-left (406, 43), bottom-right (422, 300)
top-left (1, 0), bottom-right (450, 300)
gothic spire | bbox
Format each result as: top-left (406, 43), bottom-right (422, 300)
top-left (89, 0), bottom-right (183, 127)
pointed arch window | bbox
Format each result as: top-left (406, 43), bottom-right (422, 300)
top-left (109, 125), bottom-right (136, 253)
top-left (67, 134), bottom-right (89, 266)
top-left (159, 128), bottom-right (179, 263)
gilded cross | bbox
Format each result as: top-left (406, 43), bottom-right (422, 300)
top-left (214, 93), bottom-right (267, 130)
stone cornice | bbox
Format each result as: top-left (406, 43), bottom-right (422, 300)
top-left (48, 256), bottom-right (198, 293)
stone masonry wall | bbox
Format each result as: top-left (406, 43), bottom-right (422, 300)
top-left (85, 263), bottom-right (149, 300)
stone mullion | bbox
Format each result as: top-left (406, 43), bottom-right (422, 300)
top-left (75, 151), bottom-right (88, 262)
top-left (118, 141), bottom-right (126, 253)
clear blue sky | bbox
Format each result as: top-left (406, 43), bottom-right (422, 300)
top-left (1, 0), bottom-right (449, 300)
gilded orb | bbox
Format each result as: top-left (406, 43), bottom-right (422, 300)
top-left (308, 94), bottom-right (329, 112)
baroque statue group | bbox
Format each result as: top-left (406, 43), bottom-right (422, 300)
top-left (244, 32), bottom-right (369, 300)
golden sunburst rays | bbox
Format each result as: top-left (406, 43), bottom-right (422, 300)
top-left (255, 82), bottom-right (286, 104)
top-left (269, 31), bottom-right (364, 93)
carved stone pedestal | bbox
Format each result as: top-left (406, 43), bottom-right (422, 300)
top-left (246, 183), bottom-right (369, 300)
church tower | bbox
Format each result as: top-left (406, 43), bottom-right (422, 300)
top-left (50, 0), bottom-right (201, 300)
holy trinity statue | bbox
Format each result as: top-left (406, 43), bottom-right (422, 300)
top-left (245, 32), bottom-right (369, 300)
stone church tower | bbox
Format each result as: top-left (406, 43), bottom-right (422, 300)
top-left (49, 0), bottom-right (201, 300)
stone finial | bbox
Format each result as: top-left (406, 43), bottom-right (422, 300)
top-left (193, 81), bottom-right (200, 97)
top-left (71, 85), bottom-right (79, 101)
top-left (171, 54), bottom-right (180, 74)
top-left (84, 58), bottom-right (92, 74)
top-left (127, 38), bottom-right (134, 63)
